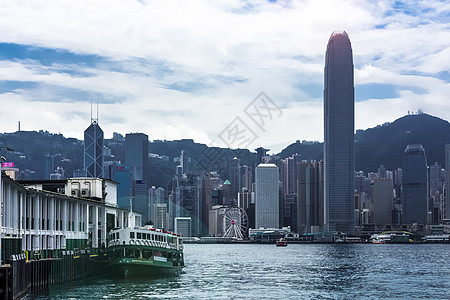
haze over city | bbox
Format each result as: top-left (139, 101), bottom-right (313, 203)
top-left (0, 0), bottom-right (449, 153)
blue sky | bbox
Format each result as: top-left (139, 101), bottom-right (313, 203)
top-left (0, 0), bottom-right (449, 153)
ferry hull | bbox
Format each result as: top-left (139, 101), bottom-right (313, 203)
top-left (108, 259), bottom-right (183, 277)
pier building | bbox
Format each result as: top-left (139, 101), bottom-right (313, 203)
top-left (1, 174), bottom-right (140, 264)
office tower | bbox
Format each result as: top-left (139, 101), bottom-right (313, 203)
top-left (241, 165), bottom-right (253, 192)
top-left (43, 154), bottom-right (56, 179)
top-left (125, 133), bottom-right (149, 181)
top-left (229, 157), bottom-right (241, 198)
top-left (222, 180), bottom-right (233, 206)
top-left (377, 165), bottom-right (387, 179)
top-left (297, 160), bottom-right (324, 233)
top-left (149, 186), bottom-right (166, 227)
top-left (283, 193), bottom-right (297, 231)
top-left (125, 133), bottom-right (149, 225)
top-left (200, 171), bottom-right (212, 236)
top-left (114, 164), bottom-right (131, 209)
top-left (84, 120), bottom-right (104, 178)
top-left (324, 31), bottom-right (355, 234)
top-left (208, 207), bottom-right (226, 237)
top-left (429, 162), bottom-right (442, 195)
top-left (282, 153), bottom-right (301, 194)
top-left (154, 204), bottom-right (169, 230)
top-left (174, 217), bottom-right (192, 237)
top-left (402, 144), bottom-right (428, 224)
top-left (429, 162), bottom-right (442, 223)
top-left (180, 150), bottom-right (190, 174)
top-left (255, 163), bottom-right (279, 229)
top-left (133, 179), bottom-right (149, 225)
top-left (370, 179), bottom-right (393, 225)
top-left (255, 147), bottom-right (270, 166)
top-left (238, 190), bottom-right (254, 211)
top-left (445, 144), bottom-right (450, 219)
top-left (174, 173), bottom-right (202, 236)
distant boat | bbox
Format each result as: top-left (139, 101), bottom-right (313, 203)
top-left (107, 226), bottom-right (184, 277)
top-left (276, 238), bottom-right (287, 247)
top-left (371, 231), bottom-right (411, 244)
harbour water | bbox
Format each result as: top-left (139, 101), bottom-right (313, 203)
top-left (26, 243), bottom-right (450, 299)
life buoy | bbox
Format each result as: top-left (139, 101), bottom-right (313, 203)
top-left (130, 239), bottom-right (135, 245)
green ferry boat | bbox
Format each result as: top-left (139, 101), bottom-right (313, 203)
top-left (107, 226), bottom-right (184, 277)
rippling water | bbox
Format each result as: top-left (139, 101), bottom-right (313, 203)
top-left (26, 244), bottom-right (450, 299)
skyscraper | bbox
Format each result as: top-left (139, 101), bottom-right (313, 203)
top-left (370, 179), bottom-right (393, 225)
top-left (402, 144), bottom-right (428, 224)
top-left (255, 147), bottom-right (269, 167)
top-left (282, 153), bottom-right (301, 194)
top-left (84, 120), bottom-right (104, 178)
top-left (323, 31), bottom-right (355, 234)
top-left (445, 144), bottom-right (450, 220)
top-left (255, 163), bottom-right (279, 229)
top-left (180, 150), bottom-right (190, 174)
top-left (125, 133), bottom-right (149, 225)
top-left (125, 133), bottom-right (149, 180)
top-left (297, 160), bottom-right (324, 233)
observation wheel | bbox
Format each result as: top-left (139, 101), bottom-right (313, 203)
top-left (223, 207), bottom-right (248, 240)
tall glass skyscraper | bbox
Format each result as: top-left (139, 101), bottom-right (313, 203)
top-left (402, 144), bottom-right (428, 224)
top-left (84, 120), bottom-right (104, 178)
top-left (255, 163), bottom-right (279, 229)
top-left (323, 31), bottom-right (355, 234)
top-left (125, 133), bottom-right (149, 180)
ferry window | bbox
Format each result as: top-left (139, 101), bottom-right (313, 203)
top-left (116, 233), bottom-right (119, 240)
top-left (146, 233), bottom-right (150, 240)
top-left (130, 232), bottom-right (135, 239)
top-left (113, 249), bottom-right (123, 259)
top-left (125, 248), bottom-right (140, 258)
top-left (137, 232), bottom-right (142, 239)
top-left (151, 234), bottom-right (154, 240)
top-left (142, 250), bottom-right (152, 259)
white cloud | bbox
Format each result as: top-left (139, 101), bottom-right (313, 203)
top-left (0, 0), bottom-right (449, 153)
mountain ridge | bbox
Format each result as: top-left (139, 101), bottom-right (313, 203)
top-left (0, 113), bottom-right (447, 185)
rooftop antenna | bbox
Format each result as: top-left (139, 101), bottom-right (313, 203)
top-left (90, 101), bottom-right (100, 124)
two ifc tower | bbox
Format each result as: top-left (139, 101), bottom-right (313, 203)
top-left (324, 31), bottom-right (355, 235)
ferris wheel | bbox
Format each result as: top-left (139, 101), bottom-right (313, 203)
top-left (223, 207), bottom-right (248, 240)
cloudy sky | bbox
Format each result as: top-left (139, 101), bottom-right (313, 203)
top-left (0, 0), bottom-right (449, 153)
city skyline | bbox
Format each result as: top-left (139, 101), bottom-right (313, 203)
top-left (0, 1), bottom-right (449, 153)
